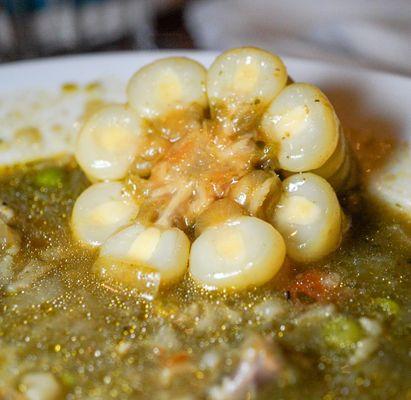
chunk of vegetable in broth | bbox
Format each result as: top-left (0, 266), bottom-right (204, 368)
top-left (261, 83), bottom-right (340, 172)
top-left (71, 182), bottom-right (139, 247)
top-left (75, 104), bottom-right (144, 181)
top-left (127, 57), bottom-right (208, 120)
top-left (207, 47), bottom-right (287, 130)
top-left (190, 216), bottom-right (285, 290)
top-left (272, 173), bottom-right (342, 262)
top-left (323, 316), bottom-right (364, 350)
top-left (373, 298), bottom-right (400, 317)
top-left (34, 167), bottom-right (65, 189)
top-left (96, 224), bottom-right (190, 285)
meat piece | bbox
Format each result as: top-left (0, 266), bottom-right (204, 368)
top-left (0, 218), bottom-right (20, 253)
top-left (19, 372), bottom-right (62, 400)
top-left (209, 337), bottom-right (284, 400)
top-left (146, 122), bottom-right (257, 228)
top-left (0, 388), bottom-right (26, 400)
top-left (6, 259), bottom-right (55, 293)
top-left (0, 216), bottom-right (20, 287)
top-left (0, 202), bottom-right (15, 223)
top-left (159, 351), bottom-right (196, 387)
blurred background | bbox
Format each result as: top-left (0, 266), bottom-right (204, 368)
top-left (0, 0), bottom-right (410, 75)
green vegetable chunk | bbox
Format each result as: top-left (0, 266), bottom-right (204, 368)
top-left (34, 167), bottom-right (65, 189)
top-left (374, 298), bottom-right (400, 317)
top-left (323, 316), bottom-right (364, 350)
top-left (60, 372), bottom-right (76, 388)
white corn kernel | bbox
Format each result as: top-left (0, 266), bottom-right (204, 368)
top-left (98, 224), bottom-right (190, 285)
top-left (327, 147), bottom-right (358, 192)
top-left (327, 151), bottom-right (351, 189)
top-left (93, 258), bottom-right (161, 298)
top-left (71, 182), bottom-right (138, 247)
top-left (190, 216), bottom-right (286, 290)
top-left (127, 57), bottom-right (207, 120)
top-left (311, 129), bottom-right (346, 179)
top-left (207, 47), bottom-right (287, 131)
top-left (229, 170), bottom-right (282, 218)
top-left (272, 173), bottom-right (343, 262)
top-left (75, 104), bottom-right (143, 181)
top-left (261, 83), bottom-right (339, 172)
top-left (194, 198), bottom-right (245, 237)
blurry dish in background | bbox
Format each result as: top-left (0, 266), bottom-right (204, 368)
top-left (186, 0), bottom-right (411, 76)
top-left (0, 0), bottom-right (154, 57)
top-left (0, 0), bottom-right (188, 61)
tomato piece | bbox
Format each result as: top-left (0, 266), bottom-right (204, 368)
top-left (164, 352), bottom-right (191, 368)
top-left (288, 269), bottom-right (341, 302)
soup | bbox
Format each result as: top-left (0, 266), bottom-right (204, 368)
top-left (0, 48), bottom-right (410, 400)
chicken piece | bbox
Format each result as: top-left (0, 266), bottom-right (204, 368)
top-left (19, 372), bottom-right (62, 400)
top-left (366, 144), bottom-right (411, 223)
top-left (145, 122), bottom-right (257, 228)
top-left (0, 214), bottom-right (20, 286)
top-left (0, 388), bottom-right (26, 400)
top-left (209, 337), bottom-right (285, 400)
top-left (0, 218), bottom-right (19, 253)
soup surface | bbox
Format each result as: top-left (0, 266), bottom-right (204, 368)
top-left (0, 162), bottom-right (410, 399)
top-left (0, 48), bottom-right (410, 400)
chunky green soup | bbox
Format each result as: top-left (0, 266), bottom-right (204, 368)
top-left (1, 47), bottom-right (410, 400)
top-left (0, 161), bottom-right (410, 400)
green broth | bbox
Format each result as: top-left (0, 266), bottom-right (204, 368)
top-left (0, 163), bottom-right (410, 400)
